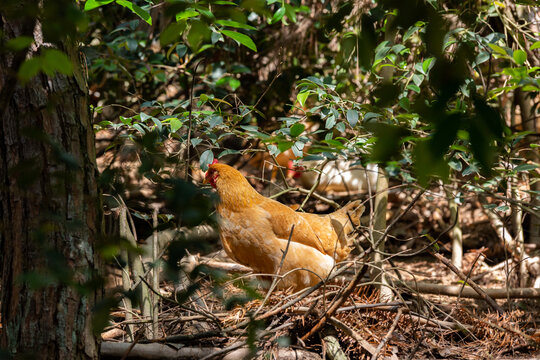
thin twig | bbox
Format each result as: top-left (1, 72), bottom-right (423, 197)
top-left (374, 189), bottom-right (426, 250)
top-left (138, 276), bottom-right (223, 330)
top-left (371, 308), bottom-right (402, 360)
top-left (300, 255), bottom-right (371, 341)
top-left (270, 186), bottom-right (340, 208)
top-left (299, 159), bottom-right (330, 211)
top-left (255, 225), bottom-right (295, 316)
top-left (428, 250), bottom-right (504, 314)
top-left (328, 317), bottom-right (377, 356)
top-left (185, 58), bottom-right (204, 179)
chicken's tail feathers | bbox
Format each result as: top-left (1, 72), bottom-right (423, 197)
top-left (336, 200), bottom-right (365, 226)
top-left (329, 200), bottom-right (365, 252)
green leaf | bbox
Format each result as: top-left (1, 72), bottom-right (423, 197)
top-left (284, 4), bottom-right (297, 23)
top-left (84, 0), bottom-right (114, 11)
top-left (116, 0), bottom-right (152, 25)
top-left (270, 7), bottom-right (286, 24)
top-left (229, 78), bottom-right (241, 91)
top-left (191, 138), bottom-right (203, 147)
top-left (322, 139), bottom-right (346, 149)
top-left (159, 21), bottom-right (186, 45)
top-left (422, 57), bottom-right (434, 73)
top-left (531, 41), bottom-right (540, 50)
top-left (176, 44), bottom-right (188, 57)
top-left (473, 51), bottom-right (490, 67)
top-left (448, 158), bottom-right (462, 171)
top-left (291, 141), bottom-right (303, 157)
top-left (187, 20), bottom-right (212, 51)
top-left (346, 109), bottom-right (359, 127)
top-left (297, 91), bottom-right (309, 107)
top-left (194, 5), bottom-right (215, 20)
top-left (488, 43), bottom-right (507, 56)
top-left (169, 118), bottom-right (182, 133)
top-left (412, 73), bottom-right (424, 86)
top-left (403, 26), bottom-right (419, 42)
top-left (407, 84), bottom-right (420, 93)
top-left (325, 115), bottom-right (336, 129)
top-left (218, 149), bottom-right (241, 157)
top-left (150, 117), bottom-right (161, 131)
top-left (120, 116), bottom-right (132, 125)
top-left (513, 49), bottom-right (527, 65)
top-left (42, 49), bottom-right (73, 76)
top-left (374, 41), bottom-right (390, 62)
top-left (514, 164), bottom-right (538, 172)
top-left (200, 149), bottom-right (214, 171)
top-left (220, 30), bottom-right (257, 51)
top-left (277, 140), bottom-right (293, 152)
top-left (215, 19), bottom-right (256, 30)
top-left (6, 36), bottom-right (33, 51)
top-left (290, 123), bottom-right (305, 137)
top-left (18, 58), bottom-right (41, 83)
top-left (208, 115), bottom-right (223, 128)
top-left (176, 10), bottom-right (199, 21)
top-left (132, 123), bottom-right (146, 134)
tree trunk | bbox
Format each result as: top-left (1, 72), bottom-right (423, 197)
top-left (516, 88), bottom-right (540, 246)
top-left (0, 9), bottom-right (101, 360)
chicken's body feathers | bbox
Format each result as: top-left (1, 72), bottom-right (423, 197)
top-left (206, 163), bottom-right (363, 290)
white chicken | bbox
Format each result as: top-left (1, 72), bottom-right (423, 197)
top-left (297, 160), bottom-right (379, 195)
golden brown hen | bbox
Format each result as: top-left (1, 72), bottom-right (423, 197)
top-left (205, 163), bottom-right (364, 290)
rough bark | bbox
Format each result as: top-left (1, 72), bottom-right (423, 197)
top-left (0, 9), bottom-right (101, 360)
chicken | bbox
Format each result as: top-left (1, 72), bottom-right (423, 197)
top-left (204, 163), bottom-right (364, 290)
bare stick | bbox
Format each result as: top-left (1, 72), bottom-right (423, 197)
top-left (299, 159), bottom-right (330, 211)
top-left (400, 281), bottom-right (540, 299)
top-left (328, 317), bottom-right (378, 356)
top-left (151, 205), bottom-right (160, 339)
top-left (371, 308), bottom-right (402, 360)
top-left (428, 250), bottom-right (504, 314)
top-left (270, 186), bottom-right (340, 208)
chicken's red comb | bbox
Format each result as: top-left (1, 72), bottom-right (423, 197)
top-left (212, 159), bottom-right (218, 165)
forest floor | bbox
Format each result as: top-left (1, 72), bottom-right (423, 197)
top-left (99, 158), bottom-right (540, 359)
top-left (101, 251), bottom-right (540, 359)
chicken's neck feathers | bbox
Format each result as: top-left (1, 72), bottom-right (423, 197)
top-left (215, 178), bottom-right (265, 212)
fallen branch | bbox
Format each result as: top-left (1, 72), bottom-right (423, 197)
top-left (101, 328), bottom-right (126, 341)
top-left (324, 335), bottom-right (347, 360)
top-left (199, 259), bottom-right (251, 273)
top-left (400, 281), bottom-right (540, 299)
top-left (101, 342), bottom-right (321, 359)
